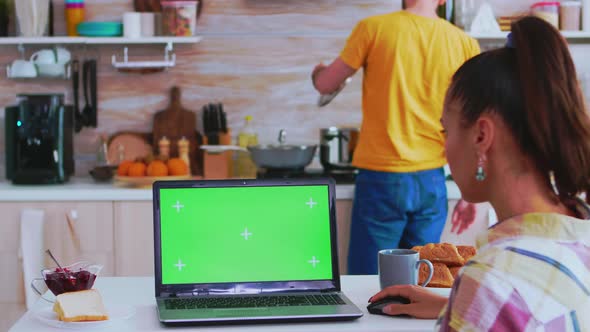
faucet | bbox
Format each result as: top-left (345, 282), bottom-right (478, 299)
top-left (278, 129), bottom-right (286, 145)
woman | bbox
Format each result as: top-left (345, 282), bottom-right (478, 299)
top-left (369, 16), bottom-right (590, 331)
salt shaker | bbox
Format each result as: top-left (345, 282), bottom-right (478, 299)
top-left (178, 137), bottom-right (190, 172)
top-left (158, 136), bottom-right (170, 160)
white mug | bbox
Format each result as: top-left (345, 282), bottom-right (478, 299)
top-left (54, 47), bottom-right (71, 64)
top-left (30, 48), bottom-right (56, 64)
top-left (10, 59), bottom-right (37, 78)
top-left (123, 12), bottom-right (141, 38)
top-left (140, 12), bottom-right (155, 37)
top-left (30, 47), bottom-right (71, 65)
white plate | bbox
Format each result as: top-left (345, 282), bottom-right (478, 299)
top-left (35, 304), bottom-right (135, 330)
top-left (426, 287), bottom-right (452, 297)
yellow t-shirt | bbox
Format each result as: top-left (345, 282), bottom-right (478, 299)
top-left (340, 11), bottom-right (480, 172)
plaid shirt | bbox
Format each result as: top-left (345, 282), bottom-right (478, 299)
top-left (435, 199), bottom-right (590, 331)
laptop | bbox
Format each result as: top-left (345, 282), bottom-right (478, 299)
top-left (152, 178), bottom-right (364, 325)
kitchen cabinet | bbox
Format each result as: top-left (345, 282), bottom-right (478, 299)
top-left (113, 202), bottom-right (154, 277)
top-left (336, 200), bottom-right (352, 275)
top-left (0, 202), bottom-right (114, 304)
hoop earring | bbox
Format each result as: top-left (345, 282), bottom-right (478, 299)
top-left (475, 154), bottom-right (486, 181)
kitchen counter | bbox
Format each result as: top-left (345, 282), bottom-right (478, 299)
top-left (0, 178), bottom-right (461, 201)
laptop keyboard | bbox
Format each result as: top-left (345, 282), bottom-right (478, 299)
top-left (165, 294), bottom-right (346, 310)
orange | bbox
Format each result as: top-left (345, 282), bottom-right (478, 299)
top-left (167, 158), bottom-right (189, 176)
top-left (128, 162), bottom-right (147, 177)
top-left (147, 160), bottom-right (169, 177)
top-left (117, 160), bottom-right (133, 176)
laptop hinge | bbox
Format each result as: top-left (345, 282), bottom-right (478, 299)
top-left (321, 288), bottom-right (339, 293)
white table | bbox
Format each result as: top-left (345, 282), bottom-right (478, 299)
top-left (9, 275), bottom-right (441, 331)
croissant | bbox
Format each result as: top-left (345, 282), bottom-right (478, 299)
top-left (413, 243), bottom-right (477, 288)
top-left (457, 245), bottom-right (477, 262)
top-left (419, 262), bottom-right (454, 288)
top-left (419, 243), bottom-right (465, 267)
top-left (449, 266), bottom-right (462, 279)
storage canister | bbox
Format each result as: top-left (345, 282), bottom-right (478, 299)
top-left (161, 1), bottom-right (198, 36)
top-left (531, 2), bottom-right (560, 28)
top-left (65, 1), bottom-right (84, 36)
top-left (560, 1), bottom-right (582, 31)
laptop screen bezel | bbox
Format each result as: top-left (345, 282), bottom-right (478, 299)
top-left (152, 178), bottom-right (342, 297)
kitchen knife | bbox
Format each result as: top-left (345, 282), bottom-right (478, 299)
top-left (89, 59), bottom-right (98, 127)
top-left (71, 59), bottom-right (83, 133)
top-left (219, 103), bottom-right (227, 133)
top-left (318, 77), bottom-right (352, 107)
top-left (208, 103), bottom-right (220, 145)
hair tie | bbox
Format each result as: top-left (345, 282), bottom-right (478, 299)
top-left (506, 32), bottom-right (515, 49)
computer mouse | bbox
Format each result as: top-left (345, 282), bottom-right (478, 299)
top-left (367, 296), bottom-right (411, 316)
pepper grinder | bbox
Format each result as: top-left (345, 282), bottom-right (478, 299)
top-left (178, 137), bottom-right (190, 173)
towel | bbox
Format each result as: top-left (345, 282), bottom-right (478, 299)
top-left (19, 209), bottom-right (45, 309)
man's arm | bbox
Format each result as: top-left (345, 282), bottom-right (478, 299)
top-left (312, 57), bottom-right (357, 95)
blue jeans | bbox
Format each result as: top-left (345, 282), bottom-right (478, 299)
top-left (347, 168), bottom-right (448, 275)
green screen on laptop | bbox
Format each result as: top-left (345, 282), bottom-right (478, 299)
top-left (159, 185), bottom-right (334, 285)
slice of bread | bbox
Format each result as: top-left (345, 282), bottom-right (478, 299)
top-left (53, 289), bottom-right (108, 322)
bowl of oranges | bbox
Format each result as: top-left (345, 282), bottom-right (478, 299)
top-left (114, 157), bottom-right (193, 188)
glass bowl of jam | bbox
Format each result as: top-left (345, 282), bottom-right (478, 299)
top-left (31, 261), bottom-right (103, 300)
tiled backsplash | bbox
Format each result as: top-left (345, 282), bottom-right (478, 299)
top-left (0, 0), bottom-right (588, 177)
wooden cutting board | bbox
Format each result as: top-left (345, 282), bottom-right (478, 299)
top-left (152, 86), bottom-right (202, 175)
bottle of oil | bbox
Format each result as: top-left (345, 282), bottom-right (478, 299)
top-left (235, 115), bottom-right (258, 178)
top-left (402, 0), bottom-right (454, 23)
top-left (437, 0), bottom-right (454, 23)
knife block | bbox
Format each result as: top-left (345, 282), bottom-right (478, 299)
top-left (203, 129), bottom-right (233, 179)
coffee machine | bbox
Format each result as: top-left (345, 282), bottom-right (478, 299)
top-left (5, 94), bottom-right (75, 184)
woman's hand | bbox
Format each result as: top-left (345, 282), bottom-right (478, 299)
top-left (368, 284), bottom-right (448, 319)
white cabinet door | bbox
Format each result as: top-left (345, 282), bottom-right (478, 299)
top-left (113, 202), bottom-right (154, 276)
top-left (0, 202), bottom-right (29, 304)
top-left (42, 202), bottom-right (115, 277)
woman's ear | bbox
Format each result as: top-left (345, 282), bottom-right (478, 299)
top-left (473, 116), bottom-right (494, 152)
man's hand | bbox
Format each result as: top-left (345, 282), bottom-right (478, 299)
top-left (310, 58), bottom-right (356, 94)
top-left (451, 199), bottom-right (476, 235)
top-left (311, 62), bottom-right (327, 90)
top-left (368, 284), bottom-right (448, 319)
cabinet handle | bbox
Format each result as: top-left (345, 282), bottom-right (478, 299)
top-left (65, 212), bottom-right (81, 252)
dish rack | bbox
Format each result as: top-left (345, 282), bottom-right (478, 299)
top-left (111, 42), bottom-right (176, 72)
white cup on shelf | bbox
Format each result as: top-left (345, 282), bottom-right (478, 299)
top-left (140, 12), bottom-right (155, 37)
top-left (10, 60), bottom-right (37, 78)
top-left (30, 48), bottom-right (56, 64)
top-left (123, 12), bottom-right (142, 38)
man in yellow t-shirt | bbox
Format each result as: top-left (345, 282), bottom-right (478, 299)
top-left (312, 0), bottom-right (480, 274)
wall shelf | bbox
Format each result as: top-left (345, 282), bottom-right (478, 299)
top-left (0, 36), bottom-right (202, 45)
top-left (470, 31), bottom-right (590, 42)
